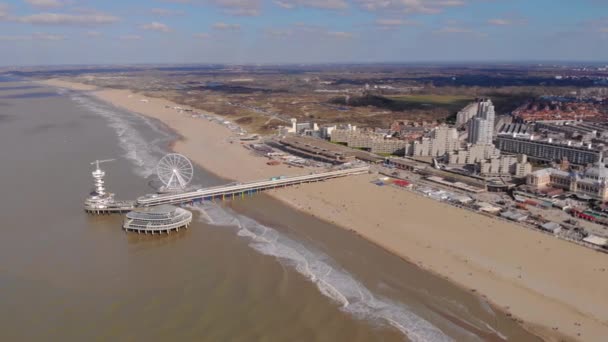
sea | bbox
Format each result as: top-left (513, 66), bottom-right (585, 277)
top-left (0, 76), bottom-right (541, 341)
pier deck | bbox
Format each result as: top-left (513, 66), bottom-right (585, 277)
top-left (84, 200), bottom-right (136, 214)
top-left (137, 167), bottom-right (369, 207)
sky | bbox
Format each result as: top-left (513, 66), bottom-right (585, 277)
top-left (0, 0), bottom-right (608, 66)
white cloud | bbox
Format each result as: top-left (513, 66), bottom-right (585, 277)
top-left (119, 34), bottom-right (142, 40)
top-left (487, 18), bottom-right (511, 26)
top-left (151, 8), bottom-right (185, 16)
top-left (209, 0), bottom-right (261, 16)
top-left (583, 16), bottom-right (608, 34)
top-left (273, 0), bottom-right (348, 10)
top-left (141, 22), bottom-right (171, 32)
top-left (155, 0), bottom-right (261, 16)
top-left (0, 3), bottom-right (8, 18)
top-left (0, 32), bottom-right (65, 41)
top-left (327, 31), bottom-right (354, 39)
top-left (274, 1), bottom-right (294, 9)
top-left (487, 17), bottom-right (527, 26)
top-left (434, 26), bottom-right (487, 37)
top-left (212, 22), bottom-right (241, 30)
top-left (375, 18), bottom-right (418, 26)
top-left (33, 32), bottom-right (64, 40)
top-left (436, 27), bottom-right (470, 33)
top-left (355, 0), bottom-right (465, 14)
top-left (293, 22), bottom-right (324, 32)
top-left (25, 0), bottom-right (63, 9)
top-left (84, 30), bottom-right (102, 37)
top-left (265, 28), bottom-right (293, 37)
top-left (17, 12), bottom-right (119, 26)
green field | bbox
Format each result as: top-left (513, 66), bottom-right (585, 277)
top-left (387, 94), bottom-right (473, 103)
top-left (330, 94), bottom-right (474, 114)
top-left (385, 94), bottom-right (474, 111)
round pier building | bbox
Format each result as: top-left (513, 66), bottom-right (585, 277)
top-left (123, 205), bottom-right (192, 234)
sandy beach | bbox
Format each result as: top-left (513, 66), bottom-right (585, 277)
top-left (42, 78), bottom-right (608, 341)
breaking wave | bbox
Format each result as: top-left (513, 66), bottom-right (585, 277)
top-left (193, 203), bottom-right (454, 342)
top-left (68, 92), bottom-right (173, 178)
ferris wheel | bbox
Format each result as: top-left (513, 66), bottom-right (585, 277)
top-left (156, 153), bottom-right (194, 190)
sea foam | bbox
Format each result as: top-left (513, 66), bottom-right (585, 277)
top-left (193, 203), bottom-right (455, 342)
top-left (69, 92), bottom-right (173, 178)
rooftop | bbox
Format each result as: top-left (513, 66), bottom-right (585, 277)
top-left (583, 235), bottom-right (608, 246)
top-left (131, 204), bottom-right (180, 214)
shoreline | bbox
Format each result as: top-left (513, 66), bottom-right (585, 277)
top-left (40, 78), bottom-right (608, 341)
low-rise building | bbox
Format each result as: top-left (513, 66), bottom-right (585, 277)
top-left (479, 154), bottom-right (532, 177)
top-left (320, 125), bottom-right (336, 139)
top-left (526, 159), bottom-right (608, 200)
top-left (514, 155), bottom-right (534, 177)
top-left (410, 125), bottom-right (460, 157)
top-left (280, 118), bottom-right (320, 135)
top-left (582, 235), bottom-right (608, 247)
top-left (513, 99), bottom-right (605, 122)
top-left (540, 222), bottom-right (562, 234)
top-left (501, 211), bottom-right (529, 222)
top-left (275, 135), bottom-right (356, 164)
top-left (497, 123), bottom-right (533, 139)
top-left (448, 144), bottom-right (500, 165)
top-left (389, 120), bottom-right (429, 140)
top-left (331, 127), bottom-right (407, 155)
top-left (386, 157), bottom-right (424, 172)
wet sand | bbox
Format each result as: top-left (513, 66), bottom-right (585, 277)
top-left (40, 78), bottom-right (608, 341)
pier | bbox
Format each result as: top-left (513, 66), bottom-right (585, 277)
top-left (123, 204), bottom-right (192, 234)
top-left (84, 159), bottom-right (137, 214)
top-left (84, 200), bottom-right (136, 215)
top-left (136, 166), bottom-right (370, 207)
top-left (84, 155), bottom-right (369, 236)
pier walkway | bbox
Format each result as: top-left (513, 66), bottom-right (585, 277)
top-left (137, 166), bottom-right (369, 207)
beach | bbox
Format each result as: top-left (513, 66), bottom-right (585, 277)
top-left (41, 78), bottom-right (608, 341)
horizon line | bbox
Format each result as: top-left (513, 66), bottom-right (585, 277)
top-left (3, 60), bottom-right (608, 70)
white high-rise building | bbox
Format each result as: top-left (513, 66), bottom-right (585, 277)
top-left (456, 102), bottom-right (479, 127)
top-left (410, 125), bottom-right (459, 157)
top-left (468, 99), bottom-right (496, 145)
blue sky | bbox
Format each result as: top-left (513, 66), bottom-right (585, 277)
top-left (0, 0), bottom-right (607, 66)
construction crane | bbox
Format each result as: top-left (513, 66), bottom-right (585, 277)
top-left (90, 159), bottom-right (116, 170)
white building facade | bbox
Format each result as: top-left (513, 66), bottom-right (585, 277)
top-left (468, 99), bottom-right (496, 145)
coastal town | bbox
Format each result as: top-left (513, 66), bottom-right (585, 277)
top-left (5, 0), bottom-right (608, 340)
top-left (36, 70), bottom-right (608, 342)
top-left (159, 89), bottom-right (608, 253)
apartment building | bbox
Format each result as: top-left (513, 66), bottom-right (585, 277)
top-left (410, 125), bottom-right (460, 157)
top-left (496, 135), bottom-right (600, 165)
top-left (330, 128), bottom-right (407, 155)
